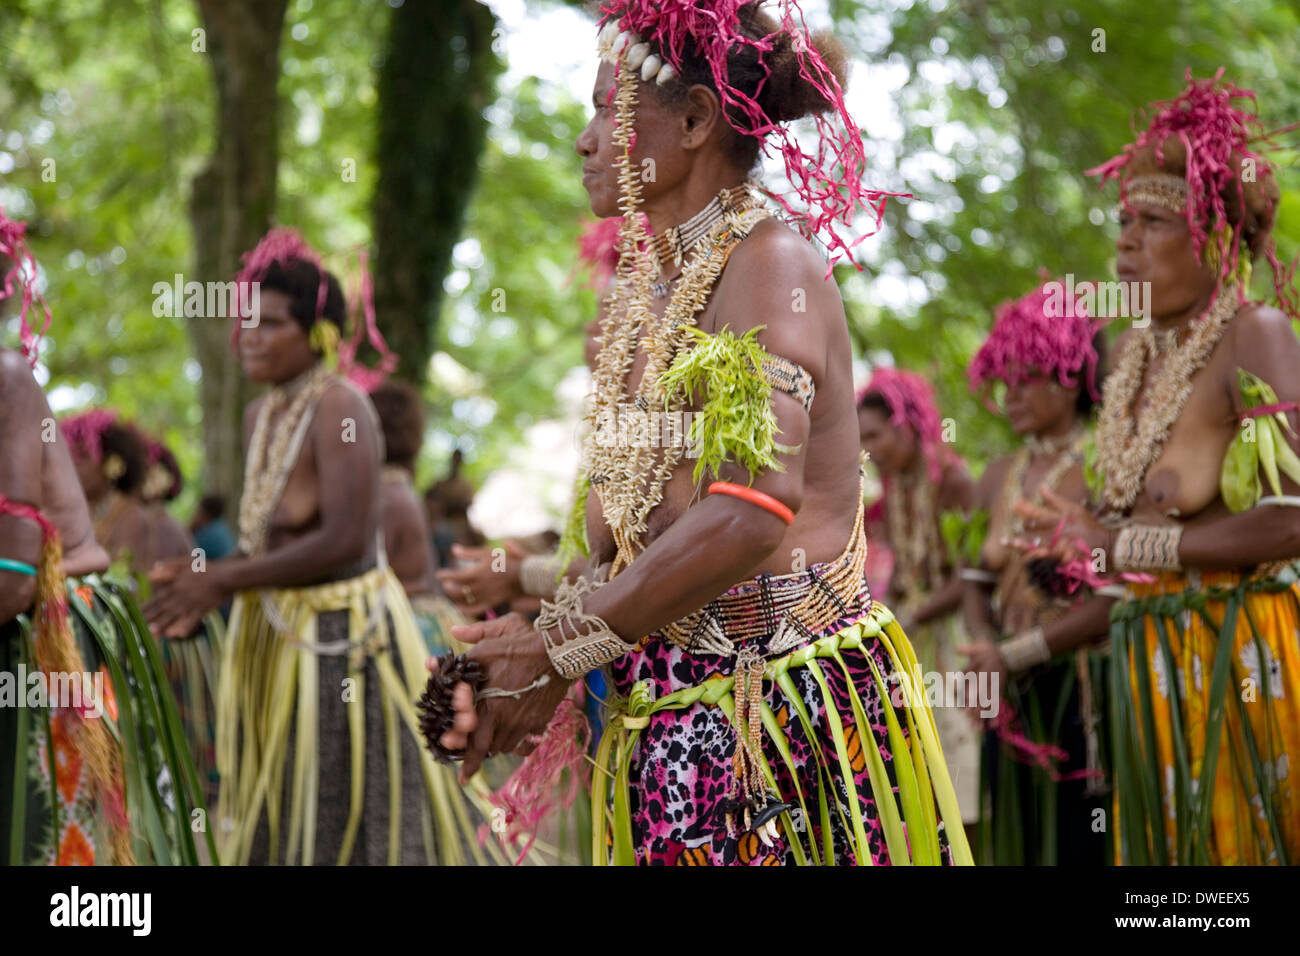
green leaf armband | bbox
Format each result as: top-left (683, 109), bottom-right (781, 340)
top-left (657, 325), bottom-right (813, 486)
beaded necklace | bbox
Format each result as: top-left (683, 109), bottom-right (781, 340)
top-left (585, 200), bottom-right (769, 575)
top-left (998, 427), bottom-right (1086, 542)
top-left (238, 361), bottom-right (337, 555)
top-left (1094, 284), bottom-right (1238, 512)
top-left (884, 461), bottom-right (943, 614)
top-left (582, 53), bottom-right (773, 577)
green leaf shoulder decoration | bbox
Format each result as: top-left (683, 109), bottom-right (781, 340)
top-left (555, 473), bottom-right (591, 571)
top-left (656, 325), bottom-right (798, 486)
top-left (1220, 368), bottom-right (1300, 512)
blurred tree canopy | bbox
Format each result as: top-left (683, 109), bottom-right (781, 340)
top-left (2, 0), bottom-right (1298, 523)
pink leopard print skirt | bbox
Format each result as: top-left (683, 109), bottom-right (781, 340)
top-left (605, 564), bottom-right (955, 866)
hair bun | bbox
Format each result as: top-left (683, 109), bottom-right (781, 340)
top-left (757, 28), bottom-right (849, 124)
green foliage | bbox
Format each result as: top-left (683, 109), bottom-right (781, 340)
top-left (555, 473), bottom-right (591, 569)
top-left (427, 75), bottom-right (600, 484)
top-left (941, 507), bottom-right (989, 568)
top-left (1221, 368), bottom-right (1300, 511)
top-left (657, 325), bottom-right (790, 486)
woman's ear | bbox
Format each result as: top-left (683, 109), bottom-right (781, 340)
top-left (680, 84), bottom-right (723, 150)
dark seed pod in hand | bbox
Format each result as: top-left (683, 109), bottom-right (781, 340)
top-left (416, 653), bottom-right (486, 763)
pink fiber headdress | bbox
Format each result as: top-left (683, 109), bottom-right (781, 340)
top-left (0, 207), bottom-right (53, 368)
top-left (232, 228), bottom-right (397, 392)
top-left (337, 249), bottom-right (397, 393)
top-left (968, 278), bottom-right (1105, 407)
top-left (858, 366), bottom-right (951, 485)
top-left (60, 408), bottom-right (120, 463)
top-left (575, 216), bottom-right (626, 289)
top-left (598, 0), bottom-right (906, 269)
top-left (1086, 69), bottom-right (1297, 317)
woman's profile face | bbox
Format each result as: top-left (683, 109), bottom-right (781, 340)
top-left (858, 405), bottom-right (915, 477)
top-left (576, 62), bottom-right (622, 219)
top-left (71, 446), bottom-right (108, 500)
top-left (575, 60), bottom-right (698, 219)
top-left (1115, 199), bottom-right (1217, 319)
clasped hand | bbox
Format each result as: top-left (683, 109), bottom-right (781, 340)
top-left (428, 611), bottom-right (572, 783)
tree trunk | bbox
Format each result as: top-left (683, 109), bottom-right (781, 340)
top-left (188, 0), bottom-right (289, 504)
top-left (372, 0), bottom-right (501, 383)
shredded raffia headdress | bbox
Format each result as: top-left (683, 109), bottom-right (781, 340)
top-left (232, 228), bottom-right (397, 391)
top-left (1086, 68), bottom-right (1298, 317)
top-left (968, 278), bottom-right (1104, 407)
top-left (595, 0), bottom-right (904, 269)
top-left (60, 408), bottom-right (121, 463)
top-left (0, 207), bottom-right (53, 368)
top-left (858, 367), bottom-right (950, 485)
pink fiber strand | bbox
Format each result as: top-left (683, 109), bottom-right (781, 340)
top-left (0, 208), bottom-right (53, 368)
top-left (59, 408), bottom-right (120, 463)
top-left (485, 695), bottom-right (591, 865)
top-left (968, 278), bottom-right (1106, 406)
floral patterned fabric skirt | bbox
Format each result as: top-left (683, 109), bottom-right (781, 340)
top-left (1113, 564), bottom-right (1300, 865)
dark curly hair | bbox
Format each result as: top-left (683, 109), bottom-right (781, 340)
top-left (370, 379), bottom-right (426, 471)
top-left (100, 423), bottom-right (150, 496)
top-left (258, 258), bottom-right (347, 334)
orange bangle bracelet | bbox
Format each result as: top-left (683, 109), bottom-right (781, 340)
top-left (708, 481), bottom-right (795, 526)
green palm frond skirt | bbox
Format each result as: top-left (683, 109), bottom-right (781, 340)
top-left (215, 566), bottom-right (503, 865)
top-left (2, 575), bottom-right (213, 865)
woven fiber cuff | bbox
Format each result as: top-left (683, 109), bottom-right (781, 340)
top-left (520, 553), bottom-right (564, 597)
top-left (761, 354), bottom-right (816, 413)
top-left (998, 625), bottom-right (1050, 674)
top-left (1113, 523), bottom-right (1184, 572)
top-left (538, 574), bottom-right (636, 680)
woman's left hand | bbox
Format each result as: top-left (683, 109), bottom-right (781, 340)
top-left (1008, 487), bottom-right (1113, 564)
top-left (144, 558), bottom-right (226, 638)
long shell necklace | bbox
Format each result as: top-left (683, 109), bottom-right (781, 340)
top-left (1094, 284), bottom-right (1238, 513)
top-left (238, 361), bottom-right (336, 555)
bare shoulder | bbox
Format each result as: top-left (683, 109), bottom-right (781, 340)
top-left (313, 380), bottom-right (380, 454)
top-left (973, 454), bottom-right (1015, 509)
top-left (317, 379), bottom-right (375, 421)
top-left (938, 457), bottom-right (976, 512)
top-left (714, 218), bottom-right (843, 376)
top-left (1230, 302), bottom-right (1300, 365)
top-left (384, 478), bottom-right (425, 524)
top-left (0, 348), bottom-right (39, 400)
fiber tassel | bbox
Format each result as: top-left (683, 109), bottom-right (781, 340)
top-left (1, 495), bottom-right (136, 865)
top-left (484, 693), bottom-right (591, 865)
top-left (721, 648), bottom-right (788, 844)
